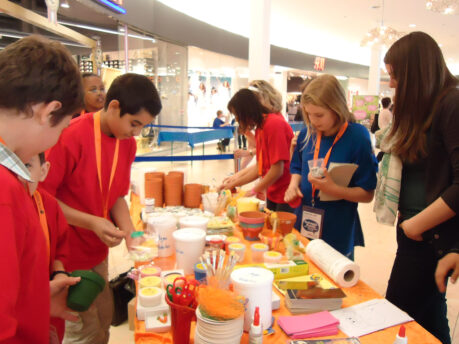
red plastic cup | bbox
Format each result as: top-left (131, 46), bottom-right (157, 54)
top-left (165, 295), bottom-right (196, 344)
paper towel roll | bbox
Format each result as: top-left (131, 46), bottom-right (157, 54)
top-left (306, 239), bottom-right (360, 288)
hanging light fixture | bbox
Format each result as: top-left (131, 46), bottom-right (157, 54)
top-left (361, 0), bottom-right (405, 47)
top-left (60, 0), bottom-right (70, 8)
top-left (425, 0), bottom-right (458, 14)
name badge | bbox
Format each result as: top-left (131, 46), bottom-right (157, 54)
top-left (300, 206), bottom-right (324, 240)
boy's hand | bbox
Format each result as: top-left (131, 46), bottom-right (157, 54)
top-left (92, 217), bottom-right (125, 247)
top-left (50, 276), bottom-right (81, 321)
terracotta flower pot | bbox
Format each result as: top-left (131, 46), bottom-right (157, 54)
top-left (164, 174), bottom-right (183, 206)
top-left (145, 177), bottom-right (163, 207)
top-left (184, 183), bottom-right (203, 208)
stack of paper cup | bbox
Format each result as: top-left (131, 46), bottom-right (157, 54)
top-left (230, 267), bottom-right (274, 332)
top-left (172, 228), bottom-right (206, 274)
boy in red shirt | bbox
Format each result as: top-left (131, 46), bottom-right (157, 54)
top-left (0, 36), bottom-right (83, 343)
top-left (42, 73), bottom-right (162, 343)
top-left (23, 153), bottom-right (70, 342)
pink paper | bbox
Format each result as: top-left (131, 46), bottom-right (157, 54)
top-left (290, 326), bottom-right (339, 339)
top-left (278, 311), bottom-right (339, 336)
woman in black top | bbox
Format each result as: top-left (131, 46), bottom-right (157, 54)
top-left (383, 32), bottom-right (458, 344)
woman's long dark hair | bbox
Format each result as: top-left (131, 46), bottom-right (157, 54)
top-left (227, 88), bottom-right (270, 133)
top-left (384, 31), bottom-right (458, 162)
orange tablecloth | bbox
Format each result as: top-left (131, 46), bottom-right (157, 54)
top-left (130, 193), bottom-right (440, 344)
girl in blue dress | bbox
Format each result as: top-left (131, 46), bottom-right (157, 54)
top-left (284, 75), bottom-right (378, 259)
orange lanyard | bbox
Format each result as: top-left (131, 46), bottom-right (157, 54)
top-left (311, 122), bottom-right (349, 204)
top-left (33, 190), bottom-right (50, 265)
top-left (256, 115), bottom-right (268, 176)
top-left (0, 136), bottom-right (5, 145)
top-left (93, 111), bottom-right (119, 219)
top-left (80, 110), bottom-right (86, 117)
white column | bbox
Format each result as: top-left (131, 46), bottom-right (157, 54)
top-left (273, 71), bottom-right (288, 118)
top-left (368, 45), bottom-right (381, 95)
top-left (249, 0), bottom-right (271, 82)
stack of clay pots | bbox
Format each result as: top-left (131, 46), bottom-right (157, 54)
top-left (184, 183), bottom-right (203, 208)
top-left (144, 172), bottom-right (165, 207)
top-left (164, 171), bottom-right (184, 206)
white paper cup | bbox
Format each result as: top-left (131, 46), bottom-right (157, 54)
top-left (172, 228), bottom-right (206, 274)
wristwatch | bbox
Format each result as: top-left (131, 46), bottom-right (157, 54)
top-left (50, 270), bottom-right (70, 280)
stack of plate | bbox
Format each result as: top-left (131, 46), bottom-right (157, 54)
top-left (194, 307), bottom-right (244, 344)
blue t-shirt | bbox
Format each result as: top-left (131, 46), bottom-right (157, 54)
top-left (213, 117), bottom-right (225, 128)
top-left (290, 122), bottom-right (378, 257)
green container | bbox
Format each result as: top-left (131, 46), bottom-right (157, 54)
top-left (67, 270), bottom-right (106, 312)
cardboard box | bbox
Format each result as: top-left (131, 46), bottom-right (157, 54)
top-left (264, 260), bottom-right (309, 280)
top-left (128, 297), bottom-right (136, 331)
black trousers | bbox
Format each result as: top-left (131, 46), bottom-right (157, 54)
top-left (266, 199), bottom-right (294, 213)
top-left (386, 222), bottom-right (451, 344)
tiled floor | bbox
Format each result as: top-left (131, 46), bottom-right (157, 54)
top-left (108, 142), bottom-right (459, 343)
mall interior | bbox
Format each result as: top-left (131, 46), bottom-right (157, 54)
top-left (1, 0), bottom-right (459, 343)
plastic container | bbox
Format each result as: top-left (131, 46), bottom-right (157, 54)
top-left (194, 262), bottom-right (207, 283)
top-left (263, 251), bottom-right (282, 264)
top-left (162, 272), bottom-right (184, 288)
top-left (225, 236), bottom-right (242, 253)
top-left (259, 230), bottom-right (282, 250)
top-left (251, 243), bottom-right (269, 263)
top-left (237, 197), bottom-right (260, 214)
top-left (179, 216), bottom-right (209, 231)
top-left (139, 287), bottom-right (163, 307)
top-left (67, 270), bottom-right (106, 312)
top-left (229, 243), bottom-right (246, 262)
top-left (144, 198), bottom-right (155, 213)
top-left (139, 276), bottom-right (162, 289)
top-left (165, 294), bottom-right (196, 344)
top-left (308, 158), bottom-right (325, 178)
top-left (173, 228), bottom-right (206, 275)
top-left (231, 267), bottom-right (274, 332)
top-left (206, 234), bottom-right (226, 250)
top-left (140, 265), bottom-right (162, 278)
top-left (148, 215), bottom-right (177, 257)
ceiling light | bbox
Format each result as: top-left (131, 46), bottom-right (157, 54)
top-left (409, 23), bottom-right (416, 27)
top-left (425, 0), bottom-right (458, 14)
top-left (60, 0), bottom-right (70, 9)
top-left (361, 0), bottom-right (405, 47)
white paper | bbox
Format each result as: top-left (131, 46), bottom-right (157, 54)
top-left (306, 239), bottom-right (359, 288)
top-left (331, 298), bottom-right (413, 337)
top-left (319, 163), bottom-right (358, 201)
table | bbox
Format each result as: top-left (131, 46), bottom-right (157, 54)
top-left (129, 194), bottom-right (440, 344)
top-left (157, 128), bottom-right (234, 154)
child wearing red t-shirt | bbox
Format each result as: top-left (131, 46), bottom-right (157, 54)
top-left (220, 87), bottom-right (294, 212)
top-left (0, 36), bottom-right (82, 344)
top-left (42, 73), bottom-right (162, 344)
top-left (23, 153), bottom-right (70, 343)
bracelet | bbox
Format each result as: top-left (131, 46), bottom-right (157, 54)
top-left (50, 270), bottom-right (70, 280)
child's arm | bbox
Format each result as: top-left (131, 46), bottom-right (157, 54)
top-left (284, 173), bottom-right (304, 203)
top-left (110, 197), bottom-right (137, 249)
top-left (308, 170), bottom-right (374, 203)
top-left (218, 164), bottom-right (258, 191)
top-left (57, 200), bottom-right (125, 247)
top-left (252, 160), bottom-right (284, 194)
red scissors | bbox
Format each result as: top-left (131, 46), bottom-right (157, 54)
top-left (168, 277), bottom-right (199, 307)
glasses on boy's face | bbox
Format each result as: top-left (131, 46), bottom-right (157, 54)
top-left (87, 88), bottom-right (105, 94)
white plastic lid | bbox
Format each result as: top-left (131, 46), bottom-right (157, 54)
top-left (147, 215), bottom-right (177, 228)
top-left (172, 228), bottom-right (206, 242)
top-left (179, 216), bottom-right (209, 227)
top-left (231, 267), bottom-right (274, 288)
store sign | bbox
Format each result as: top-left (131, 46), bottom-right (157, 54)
top-left (94, 0), bottom-right (126, 14)
top-left (314, 57), bottom-right (325, 71)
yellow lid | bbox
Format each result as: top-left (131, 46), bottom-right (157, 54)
top-left (226, 236), bottom-right (241, 243)
top-left (229, 243), bottom-right (245, 250)
top-left (139, 276), bottom-right (161, 288)
top-left (264, 251), bottom-right (281, 257)
top-left (140, 287), bottom-right (161, 296)
top-left (141, 267), bottom-right (159, 275)
top-left (164, 273), bottom-right (182, 285)
top-left (252, 243), bottom-right (269, 250)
